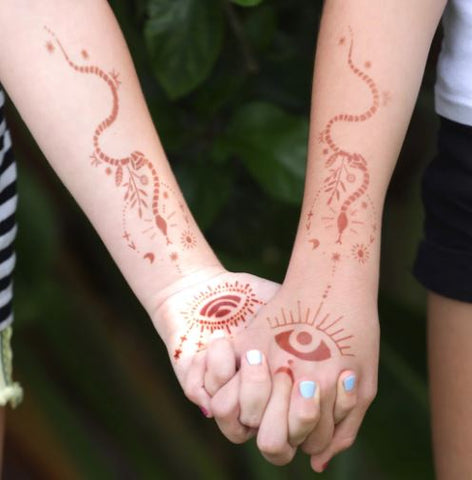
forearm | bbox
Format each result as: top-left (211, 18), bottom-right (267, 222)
top-left (0, 1), bottom-right (221, 312)
top-left (286, 0), bottom-right (446, 297)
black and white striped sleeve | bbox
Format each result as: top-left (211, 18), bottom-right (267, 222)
top-left (0, 88), bottom-right (17, 330)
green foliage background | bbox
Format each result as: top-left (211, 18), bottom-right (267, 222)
top-left (4, 0), bottom-right (440, 477)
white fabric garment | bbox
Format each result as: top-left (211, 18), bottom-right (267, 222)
top-left (435, 0), bottom-right (472, 126)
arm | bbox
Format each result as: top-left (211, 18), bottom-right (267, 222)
top-left (288, 0), bottom-right (446, 291)
top-left (0, 1), bottom-right (279, 411)
top-left (0, 0), bottom-right (220, 311)
top-left (289, 0), bottom-right (447, 467)
top-left (205, 0), bottom-right (447, 470)
top-left (274, 0), bottom-right (447, 468)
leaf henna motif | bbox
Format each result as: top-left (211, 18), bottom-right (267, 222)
top-left (267, 301), bottom-right (354, 362)
top-left (173, 281), bottom-right (264, 360)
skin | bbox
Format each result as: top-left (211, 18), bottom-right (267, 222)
top-left (0, 0), bottom-right (282, 458)
top-left (0, 0), bottom-right (459, 477)
top-left (205, 0), bottom-right (447, 472)
top-left (0, 0), bottom-right (345, 470)
top-left (428, 293), bottom-right (472, 480)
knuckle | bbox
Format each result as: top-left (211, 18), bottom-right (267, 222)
top-left (268, 454), bottom-right (293, 467)
top-left (239, 412), bottom-right (261, 429)
top-left (301, 436), bottom-right (330, 456)
top-left (183, 384), bottom-right (200, 405)
top-left (297, 408), bottom-right (320, 427)
top-left (226, 428), bottom-right (252, 445)
top-left (212, 369), bottom-right (232, 386)
top-left (338, 396), bottom-right (357, 414)
top-left (362, 386), bottom-right (378, 406)
top-left (308, 441), bottom-right (330, 456)
top-left (301, 441), bottom-right (313, 455)
top-left (210, 398), bottom-right (232, 419)
top-left (257, 437), bottom-right (286, 458)
top-left (337, 434), bottom-right (356, 451)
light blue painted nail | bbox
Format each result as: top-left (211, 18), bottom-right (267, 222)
top-left (246, 350), bottom-right (262, 366)
top-left (299, 381), bottom-right (316, 399)
top-left (343, 374), bottom-right (356, 392)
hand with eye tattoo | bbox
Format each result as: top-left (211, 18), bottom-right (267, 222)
top-left (203, 278), bottom-right (379, 471)
top-left (150, 268), bottom-right (280, 417)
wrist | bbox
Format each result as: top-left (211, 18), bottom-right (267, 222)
top-left (143, 264), bottom-right (226, 318)
top-left (283, 236), bottom-right (380, 306)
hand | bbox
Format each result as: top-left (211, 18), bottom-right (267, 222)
top-left (150, 268), bottom-right (279, 415)
top-left (205, 280), bottom-right (379, 471)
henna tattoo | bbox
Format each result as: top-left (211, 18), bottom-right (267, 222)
top-left (274, 366), bottom-right (294, 383)
top-left (180, 230), bottom-right (197, 250)
top-left (352, 243), bottom-right (369, 263)
top-left (174, 281), bottom-right (264, 360)
top-left (268, 301), bottom-right (354, 362)
top-left (44, 27), bottom-right (197, 268)
top-left (306, 26), bottom-right (386, 261)
top-left (143, 252), bottom-right (155, 263)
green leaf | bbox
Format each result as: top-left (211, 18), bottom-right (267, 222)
top-left (231, 0), bottom-right (264, 7)
top-left (145, 0), bottom-right (224, 99)
top-left (244, 5), bottom-right (277, 52)
top-left (224, 102), bottom-right (308, 204)
top-left (175, 161), bottom-right (234, 230)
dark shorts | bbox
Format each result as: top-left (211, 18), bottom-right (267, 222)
top-left (414, 116), bottom-right (472, 302)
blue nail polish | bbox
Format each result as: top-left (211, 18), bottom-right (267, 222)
top-left (299, 381), bottom-right (316, 399)
top-left (246, 350), bottom-right (262, 366)
top-left (343, 374), bottom-right (356, 392)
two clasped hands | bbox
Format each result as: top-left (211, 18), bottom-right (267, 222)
top-left (152, 241), bottom-right (380, 473)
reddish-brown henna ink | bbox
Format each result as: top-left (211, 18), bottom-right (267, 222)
top-left (274, 366), bottom-right (295, 383)
top-left (44, 27), bottom-right (196, 267)
top-left (268, 301), bottom-right (354, 361)
top-left (143, 252), bottom-right (155, 263)
top-left (180, 230), bottom-right (197, 250)
top-left (174, 281), bottom-right (264, 359)
top-left (352, 243), bottom-right (369, 263)
top-left (306, 27), bottom-right (385, 257)
top-left (320, 26), bottom-right (378, 245)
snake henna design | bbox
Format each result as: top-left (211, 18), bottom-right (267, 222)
top-left (307, 26), bottom-right (384, 253)
top-left (44, 28), bottom-right (197, 266)
top-left (321, 27), bottom-right (378, 245)
top-left (173, 281), bottom-right (264, 360)
top-left (267, 301), bottom-right (354, 362)
top-left (44, 27), bottom-right (169, 243)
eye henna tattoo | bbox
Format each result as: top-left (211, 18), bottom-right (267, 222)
top-left (44, 27), bottom-right (196, 270)
top-left (173, 281), bottom-right (264, 360)
top-left (306, 26), bottom-right (386, 263)
top-left (268, 301), bottom-right (354, 362)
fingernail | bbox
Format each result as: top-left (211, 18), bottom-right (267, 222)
top-left (246, 350), bottom-right (262, 366)
top-left (210, 330), bottom-right (225, 341)
top-left (200, 407), bottom-right (210, 417)
top-left (299, 381), bottom-right (316, 398)
top-left (343, 374), bottom-right (356, 392)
